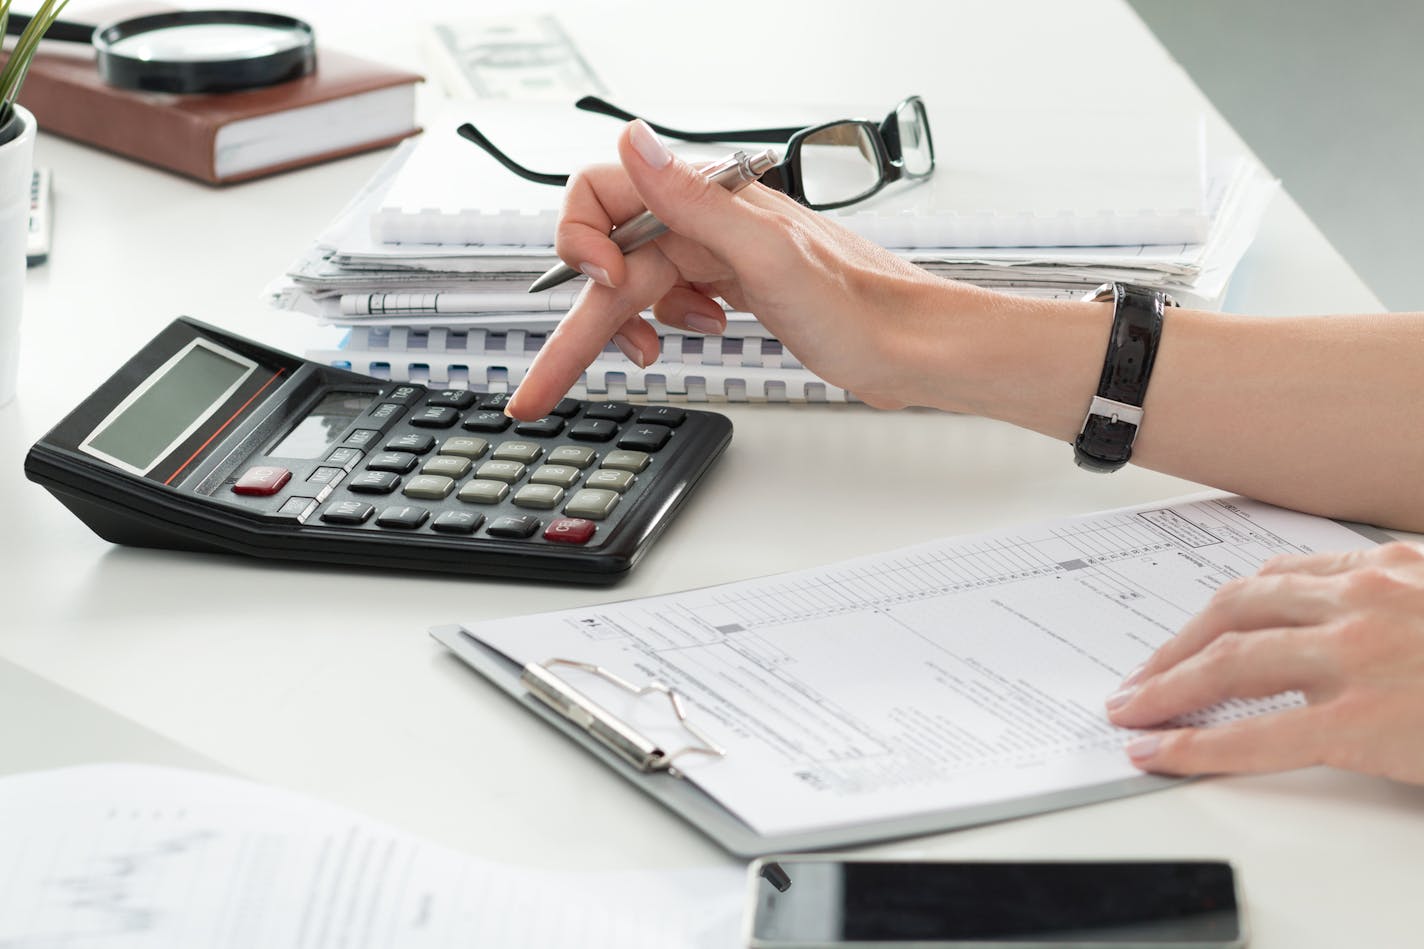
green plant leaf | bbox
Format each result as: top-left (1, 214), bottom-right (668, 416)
top-left (1, 0), bottom-right (72, 125)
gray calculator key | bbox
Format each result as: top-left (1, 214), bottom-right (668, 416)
top-left (492, 440), bottom-right (543, 464)
top-left (564, 488), bottom-right (620, 520)
top-left (458, 479), bottom-right (510, 504)
top-left (438, 436), bottom-right (489, 459)
top-left (475, 460), bottom-right (525, 483)
top-left (547, 446), bottom-right (597, 469)
top-left (601, 450), bottom-right (650, 473)
top-left (513, 484), bottom-right (565, 509)
top-left (403, 475), bottom-right (456, 500)
top-left (421, 456), bottom-right (472, 479)
top-left (529, 464), bottom-right (581, 488)
top-left (584, 469), bottom-right (634, 493)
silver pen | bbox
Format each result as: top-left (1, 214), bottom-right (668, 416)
top-left (527, 148), bottom-right (780, 293)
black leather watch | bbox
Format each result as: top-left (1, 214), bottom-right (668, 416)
top-left (1073, 282), bottom-right (1176, 473)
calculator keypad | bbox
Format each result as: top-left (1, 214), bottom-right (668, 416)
top-left (285, 387), bottom-right (719, 550)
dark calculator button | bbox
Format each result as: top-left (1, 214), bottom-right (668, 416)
top-left (279, 496), bottom-right (318, 518)
top-left (376, 505), bottom-right (430, 529)
top-left (385, 385), bottom-right (425, 405)
top-left (462, 411), bottom-right (512, 433)
top-left (551, 398), bottom-right (582, 418)
top-left (325, 447), bottom-right (363, 468)
top-left (426, 389), bottom-right (478, 409)
top-left (367, 451), bottom-right (418, 473)
top-left (636, 406), bottom-right (686, 427)
top-left (368, 402), bottom-right (403, 423)
top-left (347, 470), bottom-right (401, 494)
top-left (514, 416), bottom-right (565, 438)
top-left (543, 517), bottom-right (597, 545)
top-left (432, 510), bottom-right (485, 534)
top-left (307, 466), bottom-right (344, 485)
top-left (477, 393), bottom-right (513, 411)
top-left (568, 418), bottom-right (619, 442)
top-left (320, 500), bottom-right (373, 524)
top-left (486, 514), bottom-right (541, 538)
top-left (233, 465), bottom-right (291, 496)
top-left (584, 402), bottom-right (634, 422)
top-left (385, 433), bottom-right (435, 454)
top-left (618, 424), bottom-right (672, 452)
top-left (344, 428), bottom-right (380, 448)
top-left (409, 407), bottom-right (460, 429)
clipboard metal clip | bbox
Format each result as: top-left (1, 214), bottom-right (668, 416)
top-left (520, 658), bottom-right (726, 777)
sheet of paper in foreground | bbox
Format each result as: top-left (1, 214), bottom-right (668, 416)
top-left (461, 496), bottom-right (1380, 839)
top-left (0, 764), bottom-right (742, 949)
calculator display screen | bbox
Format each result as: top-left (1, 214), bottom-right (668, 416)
top-left (81, 340), bottom-right (256, 475)
top-left (270, 391), bottom-right (374, 458)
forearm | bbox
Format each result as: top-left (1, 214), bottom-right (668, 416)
top-left (902, 285), bottom-right (1424, 531)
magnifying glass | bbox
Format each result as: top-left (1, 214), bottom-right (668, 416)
top-left (5, 9), bottom-right (316, 94)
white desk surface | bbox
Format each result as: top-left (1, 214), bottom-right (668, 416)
top-left (3, 1), bottom-right (1420, 945)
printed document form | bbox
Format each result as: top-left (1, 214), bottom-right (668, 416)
top-left (463, 497), bottom-right (1379, 838)
top-left (0, 765), bottom-right (741, 949)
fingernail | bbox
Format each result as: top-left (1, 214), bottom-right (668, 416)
top-left (1126, 735), bottom-right (1161, 761)
top-left (683, 312), bottom-right (723, 335)
top-left (1105, 687), bottom-right (1137, 711)
top-left (612, 332), bottom-right (647, 367)
top-left (1120, 664), bottom-right (1147, 688)
top-left (629, 119), bottom-right (671, 169)
top-left (579, 262), bottom-right (612, 287)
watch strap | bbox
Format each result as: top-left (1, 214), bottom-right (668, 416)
top-left (1073, 283), bottom-right (1171, 473)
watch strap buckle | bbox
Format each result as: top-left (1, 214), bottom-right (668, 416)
top-left (1079, 395), bottom-right (1144, 434)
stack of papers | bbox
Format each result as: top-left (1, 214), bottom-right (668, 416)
top-left (267, 102), bottom-right (1277, 402)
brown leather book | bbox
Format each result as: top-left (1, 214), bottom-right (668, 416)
top-left (8, 44), bottom-right (423, 184)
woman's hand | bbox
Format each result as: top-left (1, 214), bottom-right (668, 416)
top-left (505, 120), bottom-right (987, 420)
top-left (1106, 541), bottom-right (1424, 785)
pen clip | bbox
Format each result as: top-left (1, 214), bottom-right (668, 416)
top-left (520, 658), bottom-right (726, 777)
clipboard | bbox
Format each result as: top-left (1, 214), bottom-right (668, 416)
top-left (431, 517), bottom-right (1395, 858)
top-left (431, 623), bottom-right (1182, 857)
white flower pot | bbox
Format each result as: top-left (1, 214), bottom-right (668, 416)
top-left (0, 104), bottom-right (36, 407)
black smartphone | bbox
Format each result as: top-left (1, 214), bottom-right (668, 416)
top-left (744, 856), bottom-right (1245, 948)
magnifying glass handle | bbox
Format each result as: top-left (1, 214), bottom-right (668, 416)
top-left (4, 14), bottom-right (98, 44)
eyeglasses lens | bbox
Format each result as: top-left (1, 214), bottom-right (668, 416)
top-left (896, 99), bottom-right (934, 176)
top-left (798, 123), bottom-right (884, 208)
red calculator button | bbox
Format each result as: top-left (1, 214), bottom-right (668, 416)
top-left (233, 466), bottom-right (292, 496)
top-left (543, 517), bottom-right (597, 545)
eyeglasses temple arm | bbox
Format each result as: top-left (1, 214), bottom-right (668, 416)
top-left (456, 123), bottom-right (570, 187)
top-left (575, 95), bottom-right (802, 145)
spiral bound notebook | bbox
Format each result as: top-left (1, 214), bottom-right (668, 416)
top-left (316, 324), bottom-right (853, 402)
top-left (372, 103), bottom-right (1209, 249)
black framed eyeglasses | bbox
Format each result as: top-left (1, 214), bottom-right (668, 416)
top-left (456, 94), bottom-right (935, 212)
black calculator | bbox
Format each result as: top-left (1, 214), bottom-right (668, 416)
top-left (25, 319), bottom-right (732, 583)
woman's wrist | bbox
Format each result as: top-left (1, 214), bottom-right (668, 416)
top-left (891, 280), bottom-right (1114, 437)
